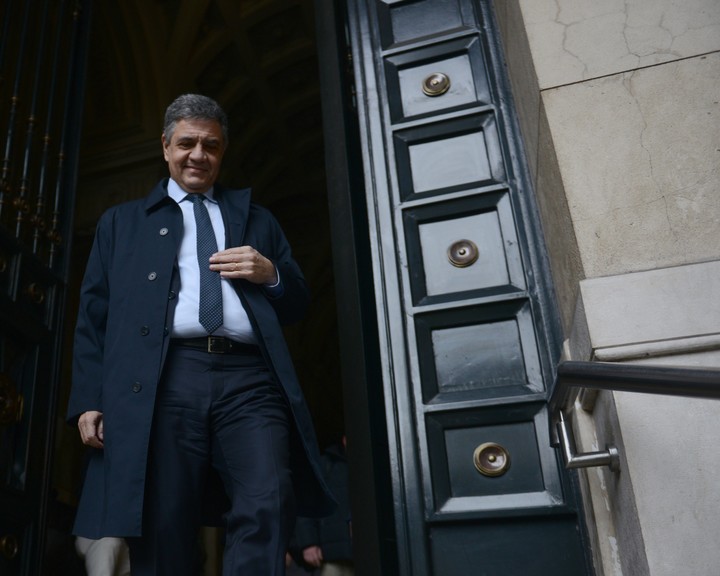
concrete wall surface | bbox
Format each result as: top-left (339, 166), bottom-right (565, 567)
top-left (542, 53), bottom-right (720, 279)
top-left (494, 0), bottom-right (720, 328)
top-left (571, 262), bottom-right (720, 576)
top-left (494, 1), bottom-right (720, 575)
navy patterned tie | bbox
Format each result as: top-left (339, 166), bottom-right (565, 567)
top-left (187, 194), bottom-right (223, 333)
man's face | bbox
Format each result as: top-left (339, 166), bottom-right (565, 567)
top-left (162, 118), bottom-right (225, 194)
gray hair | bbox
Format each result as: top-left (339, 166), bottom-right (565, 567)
top-left (163, 94), bottom-right (229, 146)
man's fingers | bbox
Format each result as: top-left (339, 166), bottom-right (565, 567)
top-left (210, 246), bottom-right (275, 284)
top-left (78, 411), bottom-right (104, 448)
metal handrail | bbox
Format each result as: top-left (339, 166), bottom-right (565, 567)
top-left (549, 361), bottom-right (720, 470)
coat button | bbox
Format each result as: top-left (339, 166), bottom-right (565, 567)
top-left (168, 290), bottom-right (177, 300)
top-left (164, 326), bottom-right (169, 335)
top-left (140, 325), bottom-right (150, 336)
top-left (132, 382), bottom-right (142, 393)
top-left (159, 227), bottom-right (169, 236)
top-left (148, 272), bottom-right (157, 281)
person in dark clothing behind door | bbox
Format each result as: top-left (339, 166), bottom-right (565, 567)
top-left (294, 435), bottom-right (353, 576)
top-left (67, 93), bottom-right (334, 575)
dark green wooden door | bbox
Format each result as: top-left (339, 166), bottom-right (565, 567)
top-left (342, 1), bottom-right (592, 574)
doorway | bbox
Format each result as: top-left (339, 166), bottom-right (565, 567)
top-left (50, 0), bottom-right (348, 573)
top-left (45, 1), bottom-right (595, 575)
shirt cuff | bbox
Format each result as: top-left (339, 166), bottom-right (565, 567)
top-left (262, 266), bottom-right (283, 298)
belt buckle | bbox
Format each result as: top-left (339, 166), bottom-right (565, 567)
top-left (207, 336), bottom-right (226, 354)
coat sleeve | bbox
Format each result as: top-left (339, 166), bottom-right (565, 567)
top-left (66, 210), bottom-right (113, 424)
top-left (257, 208), bottom-right (310, 326)
top-left (293, 515), bottom-right (321, 551)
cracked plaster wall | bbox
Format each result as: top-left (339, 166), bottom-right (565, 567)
top-left (494, 1), bottom-right (720, 575)
top-left (543, 53), bottom-right (720, 277)
top-left (492, 0), bottom-right (720, 327)
top-left (519, 0), bottom-right (720, 279)
top-left (521, 0), bottom-right (720, 89)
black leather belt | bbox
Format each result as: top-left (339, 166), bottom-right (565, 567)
top-left (170, 336), bottom-right (261, 355)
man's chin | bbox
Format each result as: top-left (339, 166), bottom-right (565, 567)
top-left (181, 178), bottom-right (212, 193)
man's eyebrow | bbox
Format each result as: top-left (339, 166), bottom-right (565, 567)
top-left (176, 135), bottom-right (221, 144)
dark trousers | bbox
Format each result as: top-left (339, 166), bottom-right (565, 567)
top-left (127, 346), bottom-right (295, 575)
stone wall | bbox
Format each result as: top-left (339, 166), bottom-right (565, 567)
top-left (494, 1), bottom-right (720, 574)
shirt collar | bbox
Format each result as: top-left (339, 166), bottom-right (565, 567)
top-left (167, 178), bottom-right (217, 204)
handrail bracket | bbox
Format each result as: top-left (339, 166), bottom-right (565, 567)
top-left (557, 410), bottom-right (620, 472)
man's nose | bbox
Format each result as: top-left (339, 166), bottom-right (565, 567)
top-left (189, 143), bottom-right (205, 159)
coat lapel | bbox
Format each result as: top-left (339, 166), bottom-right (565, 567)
top-left (215, 184), bottom-right (252, 247)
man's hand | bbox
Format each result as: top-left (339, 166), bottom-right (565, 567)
top-left (210, 246), bottom-right (277, 285)
top-left (78, 410), bottom-right (104, 449)
top-left (302, 545), bottom-right (324, 568)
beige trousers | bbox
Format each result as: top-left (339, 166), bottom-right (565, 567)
top-left (320, 561), bottom-right (354, 576)
top-left (75, 536), bottom-right (131, 576)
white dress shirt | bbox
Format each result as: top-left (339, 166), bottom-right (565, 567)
top-left (167, 179), bottom-right (257, 343)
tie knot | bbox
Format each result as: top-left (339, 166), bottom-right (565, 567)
top-left (186, 193), bottom-right (205, 204)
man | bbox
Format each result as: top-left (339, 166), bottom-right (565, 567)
top-left (67, 94), bottom-right (334, 575)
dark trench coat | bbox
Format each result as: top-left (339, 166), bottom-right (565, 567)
top-left (66, 179), bottom-right (334, 538)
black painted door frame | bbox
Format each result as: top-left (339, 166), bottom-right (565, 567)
top-left (316, 1), bottom-right (593, 575)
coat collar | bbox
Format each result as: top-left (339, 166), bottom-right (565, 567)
top-left (143, 179), bottom-right (174, 212)
top-left (143, 178), bottom-right (252, 244)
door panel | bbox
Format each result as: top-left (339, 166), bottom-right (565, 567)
top-left (344, 0), bottom-right (591, 574)
top-left (376, 0), bottom-right (476, 49)
top-left (425, 403), bottom-right (561, 515)
top-left (394, 114), bottom-right (506, 199)
top-left (428, 518), bottom-right (587, 576)
top-left (384, 37), bottom-right (491, 122)
top-left (403, 192), bottom-right (525, 304)
top-left (415, 302), bottom-right (543, 403)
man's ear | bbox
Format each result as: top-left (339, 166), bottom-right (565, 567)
top-left (161, 134), bottom-right (169, 161)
